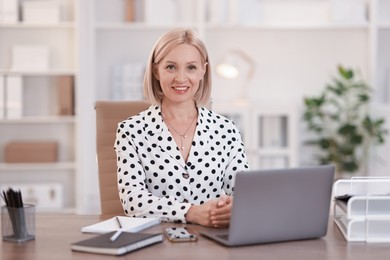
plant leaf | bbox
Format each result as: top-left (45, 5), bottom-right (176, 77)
top-left (338, 65), bottom-right (353, 80)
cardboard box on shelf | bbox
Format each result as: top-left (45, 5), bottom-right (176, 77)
top-left (5, 141), bottom-right (58, 163)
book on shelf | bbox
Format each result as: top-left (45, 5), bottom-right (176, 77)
top-left (71, 231), bottom-right (164, 256)
top-left (259, 115), bottom-right (288, 148)
top-left (57, 76), bottom-right (74, 116)
top-left (81, 216), bottom-right (161, 234)
top-left (124, 0), bottom-right (135, 22)
top-left (0, 76), bottom-right (4, 119)
top-left (5, 76), bottom-right (23, 119)
top-left (111, 62), bottom-right (144, 101)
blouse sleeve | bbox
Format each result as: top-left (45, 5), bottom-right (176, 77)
top-left (222, 122), bottom-right (250, 195)
top-left (114, 122), bottom-right (191, 223)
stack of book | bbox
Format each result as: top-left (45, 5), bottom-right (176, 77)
top-left (333, 177), bottom-right (390, 242)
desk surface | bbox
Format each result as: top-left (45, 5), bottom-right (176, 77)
top-left (1, 214), bottom-right (389, 260)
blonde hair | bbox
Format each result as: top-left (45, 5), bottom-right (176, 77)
top-left (144, 28), bottom-right (212, 106)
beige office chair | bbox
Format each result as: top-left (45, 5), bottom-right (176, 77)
top-left (95, 100), bottom-right (150, 215)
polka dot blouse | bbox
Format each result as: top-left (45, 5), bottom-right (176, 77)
top-left (114, 105), bottom-right (250, 223)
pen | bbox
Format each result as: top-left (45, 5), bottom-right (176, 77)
top-left (115, 216), bottom-right (123, 229)
top-left (110, 217), bottom-right (123, 242)
top-left (110, 230), bottom-right (122, 242)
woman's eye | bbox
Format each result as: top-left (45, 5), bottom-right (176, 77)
top-left (188, 65), bottom-right (197, 70)
top-left (166, 65), bottom-right (175, 70)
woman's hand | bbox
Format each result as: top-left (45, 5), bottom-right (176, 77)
top-left (210, 195), bottom-right (233, 228)
top-left (185, 195), bottom-right (233, 228)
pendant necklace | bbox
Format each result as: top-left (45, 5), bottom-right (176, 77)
top-left (163, 114), bottom-right (197, 150)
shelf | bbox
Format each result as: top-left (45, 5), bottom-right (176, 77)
top-left (0, 116), bottom-right (76, 124)
top-left (95, 22), bottom-right (195, 31)
top-left (205, 22), bottom-right (369, 31)
top-left (249, 148), bottom-right (292, 156)
top-left (378, 23), bottom-right (390, 29)
top-left (36, 207), bottom-right (76, 214)
top-left (0, 0), bottom-right (80, 214)
top-left (94, 21), bottom-right (369, 31)
top-left (0, 162), bottom-right (76, 171)
top-left (0, 70), bottom-right (76, 76)
top-left (0, 22), bottom-right (75, 29)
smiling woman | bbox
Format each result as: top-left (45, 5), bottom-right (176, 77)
top-left (154, 43), bottom-right (207, 107)
top-left (114, 28), bottom-right (250, 229)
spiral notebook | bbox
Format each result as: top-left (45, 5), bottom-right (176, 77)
top-left (71, 231), bottom-right (163, 255)
top-left (81, 216), bottom-right (160, 234)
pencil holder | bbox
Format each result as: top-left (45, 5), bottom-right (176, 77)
top-left (1, 204), bottom-right (35, 243)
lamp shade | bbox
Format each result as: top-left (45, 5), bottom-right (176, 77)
top-left (215, 49), bottom-right (255, 102)
top-left (216, 63), bottom-right (239, 79)
top-left (216, 55), bottom-right (240, 79)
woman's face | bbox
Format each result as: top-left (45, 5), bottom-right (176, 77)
top-left (155, 44), bottom-right (206, 105)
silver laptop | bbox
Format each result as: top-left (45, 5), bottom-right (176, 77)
top-left (200, 165), bottom-right (335, 246)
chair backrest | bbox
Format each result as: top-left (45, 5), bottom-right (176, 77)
top-left (95, 100), bottom-right (150, 215)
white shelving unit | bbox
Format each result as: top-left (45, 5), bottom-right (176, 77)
top-left (213, 102), bottom-right (299, 169)
top-left (0, 0), bottom-right (78, 212)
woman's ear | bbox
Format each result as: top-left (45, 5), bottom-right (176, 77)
top-left (201, 62), bottom-right (208, 78)
top-left (153, 63), bottom-right (159, 80)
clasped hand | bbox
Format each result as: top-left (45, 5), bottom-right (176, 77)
top-left (186, 195), bottom-right (233, 228)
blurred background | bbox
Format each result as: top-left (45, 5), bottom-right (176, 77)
top-left (0, 0), bottom-right (389, 214)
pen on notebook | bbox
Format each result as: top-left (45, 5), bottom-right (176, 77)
top-left (110, 217), bottom-right (123, 242)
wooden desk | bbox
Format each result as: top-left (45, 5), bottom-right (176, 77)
top-left (1, 214), bottom-right (389, 260)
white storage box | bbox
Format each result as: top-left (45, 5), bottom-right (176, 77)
top-left (11, 45), bottom-right (50, 72)
top-left (330, 0), bottom-right (367, 24)
top-left (0, 0), bottom-right (19, 23)
top-left (22, 0), bottom-right (61, 24)
top-left (333, 177), bottom-right (390, 242)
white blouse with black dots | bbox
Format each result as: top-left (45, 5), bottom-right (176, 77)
top-left (114, 105), bottom-right (250, 223)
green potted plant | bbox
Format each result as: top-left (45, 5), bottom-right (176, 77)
top-left (303, 65), bottom-right (387, 178)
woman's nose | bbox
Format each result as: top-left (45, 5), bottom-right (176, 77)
top-left (174, 70), bottom-right (187, 82)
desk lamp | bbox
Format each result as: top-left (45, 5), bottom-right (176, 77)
top-left (216, 49), bottom-right (255, 105)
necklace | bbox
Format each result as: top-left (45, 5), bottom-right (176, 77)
top-left (163, 114), bottom-right (197, 150)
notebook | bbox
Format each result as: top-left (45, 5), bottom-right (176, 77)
top-left (81, 216), bottom-right (160, 234)
top-left (71, 231), bottom-right (163, 255)
top-left (200, 165), bottom-right (335, 246)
